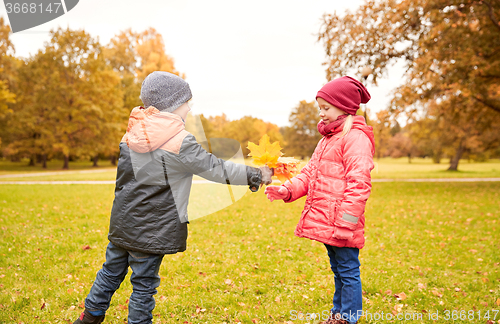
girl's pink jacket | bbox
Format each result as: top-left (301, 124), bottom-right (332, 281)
top-left (283, 116), bottom-right (375, 249)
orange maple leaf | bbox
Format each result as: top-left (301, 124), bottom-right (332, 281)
top-left (247, 135), bottom-right (283, 168)
top-left (274, 157), bottom-right (300, 183)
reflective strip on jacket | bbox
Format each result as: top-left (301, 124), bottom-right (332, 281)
top-left (283, 116), bottom-right (375, 249)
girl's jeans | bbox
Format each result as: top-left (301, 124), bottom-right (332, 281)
top-left (84, 242), bottom-right (164, 324)
top-left (324, 244), bottom-right (362, 324)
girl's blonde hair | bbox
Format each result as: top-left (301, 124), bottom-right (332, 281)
top-left (335, 114), bottom-right (354, 138)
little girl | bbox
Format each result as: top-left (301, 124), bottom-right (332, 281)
top-left (265, 76), bottom-right (374, 324)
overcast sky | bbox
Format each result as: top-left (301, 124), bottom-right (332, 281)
top-left (2, 0), bottom-right (405, 127)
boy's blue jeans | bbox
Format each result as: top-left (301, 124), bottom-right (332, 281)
top-left (324, 244), bottom-right (362, 324)
top-left (84, 242), bottom-right (164, 324)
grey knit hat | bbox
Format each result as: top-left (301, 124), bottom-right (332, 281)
top-left (140, 71), bottom-right (192, 112)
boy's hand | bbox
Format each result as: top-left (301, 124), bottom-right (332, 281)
top-left (265, 186), bottom-right (289, 202)
top-left (260, 166), bottom-right (274, 186)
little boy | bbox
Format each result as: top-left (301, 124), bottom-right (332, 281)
top-left (74, 71), bottom-right (272, 324)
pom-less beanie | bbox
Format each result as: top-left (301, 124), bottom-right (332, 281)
top-left (316, 76), bottom-right (371, 115)
top-left (140, 71), bottom-right (192, 113)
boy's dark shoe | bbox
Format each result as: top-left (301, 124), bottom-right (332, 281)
top-left (73, 309), bottom-right (105, 324)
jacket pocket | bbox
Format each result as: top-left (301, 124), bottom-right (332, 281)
top-left (328, 199), bottom-right (340, 226)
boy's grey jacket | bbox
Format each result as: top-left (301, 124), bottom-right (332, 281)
top-left (108, 107), bottom-right (262, 255)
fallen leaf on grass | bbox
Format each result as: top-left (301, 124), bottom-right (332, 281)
top-left (224, 279), bottom-right (232, 285)
top-left (431, 289), bottom-right (443, 297)
top-left (40, 302), bottom-right (45, 310)
top-left (82, 245), bottom-right (91, 250)
top-left (395, 292), bottom-right (407, 300)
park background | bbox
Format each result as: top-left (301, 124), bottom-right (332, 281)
top-left (1, 0), bottom-right (500, 323)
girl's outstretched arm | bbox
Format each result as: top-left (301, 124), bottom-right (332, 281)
top-left (280, 142), bottom-right (322, 203)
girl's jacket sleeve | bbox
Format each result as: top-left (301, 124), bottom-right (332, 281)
top-left (335, 131), bottom-right (374, 231)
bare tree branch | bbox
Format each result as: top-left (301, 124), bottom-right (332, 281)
top-left (482, 0), bottom-right (500, 32)
top-left (473, 96), bottom-right (500, 113)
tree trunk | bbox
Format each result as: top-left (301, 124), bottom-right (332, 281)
top-left (448, 141), bottom-right (465, 171)
top-left (93, 155), bottom-right (99, 167)
top-left (28, 156), bottom-right (35, 166)
top-left (63, 155), bottom-right (69, 169)
top-left (110, 155), bottom-right (117, 166)
top-left (42, 154), bottom-right (47, 169)
top-left (433, 149), bottom-right (442, 164)
top-left (407, 153), bottom-right (412, 164)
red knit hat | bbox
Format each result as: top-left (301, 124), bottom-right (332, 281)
top-left (316, 76), bottom-right (371, 115)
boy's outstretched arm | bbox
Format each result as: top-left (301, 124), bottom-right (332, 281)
top-left (174, 134), bottom-right (272, 191)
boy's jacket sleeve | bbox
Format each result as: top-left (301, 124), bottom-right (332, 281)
top-left (174, 134), bottom-right (261, 187)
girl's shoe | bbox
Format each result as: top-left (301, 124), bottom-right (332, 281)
top-left (321, 315), bottom-right (357, 324)
top-left (73, 309), bottom-right (105, 324)
top-left (336, 320), bottom-right (355, 324)
top-left (320, 313), bottom-right (339, 324)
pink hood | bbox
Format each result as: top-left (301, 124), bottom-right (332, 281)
top-left (125, 106), bottom-right (185, 153)
top-left (351, 116), bottom-right (375, 156)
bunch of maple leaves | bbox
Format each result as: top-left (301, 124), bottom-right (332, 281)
top-left (247, 135), bottom-right (300, 183)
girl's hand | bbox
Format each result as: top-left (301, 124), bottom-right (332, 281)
top-left (265, 186), bottom-right (289, 202)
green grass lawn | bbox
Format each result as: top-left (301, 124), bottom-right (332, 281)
top-left (371, 158), bottom-right (500, 179)
top-left (1, 158), bottom-right (500, 181)
top-left (0, 182), bottom-right (499, 323)
top-left (0, 159), bottom-right (117, 176)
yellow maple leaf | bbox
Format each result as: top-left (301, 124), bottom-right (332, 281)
top-left (247, 135), bottom-right (283, 168)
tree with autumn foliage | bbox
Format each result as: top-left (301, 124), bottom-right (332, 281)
top-left (200, 115), bottom-right (284, 158)
top-left (318, 0), bottom-right (500, 170)
top-left (3, 28), bottom-right (124, 169)
top-left (103, 28), bottom-right (181, 110)
top-left (0, 18), bottom-right (17, 150)
top-left (282, 100), bottom-right (322, 160)
top-left (372, 110), bottom-right (392, 159)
